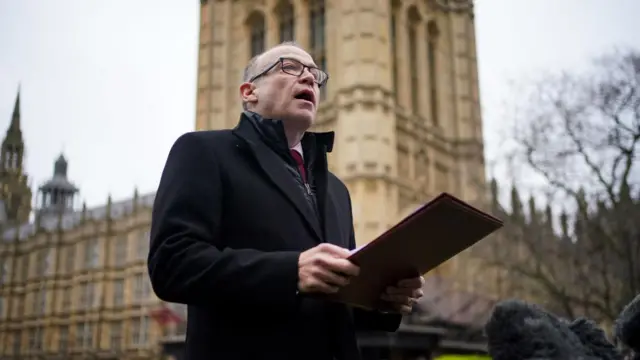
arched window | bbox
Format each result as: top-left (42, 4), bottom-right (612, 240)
top-left (277, 1), bottom-right (295, 42)
top-left (408, 7), bottom-right (421, 116)
top-left (309, 0), bottom-right (326, 100)
top-left (427, 21), bottom-right (439, 126)
top-left (248, 11), bottom-right (266, 57)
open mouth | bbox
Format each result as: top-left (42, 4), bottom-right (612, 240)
top-left (294, 90), bottom-right (315, 104)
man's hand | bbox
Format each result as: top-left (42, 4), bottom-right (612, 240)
top-left (380, 276), bottom-right (425, 315)
top-left (298, 243), bottom-right (360, 294)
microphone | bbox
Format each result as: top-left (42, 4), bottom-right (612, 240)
top-left (614, 294), bottom-right (640, 359)
top-left (568, 317), bottom-right (620, 360)
top-left (484, 299), bottom-right (595, 360)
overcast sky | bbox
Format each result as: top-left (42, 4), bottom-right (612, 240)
top-left (0, 0), bottom-right (638, 209)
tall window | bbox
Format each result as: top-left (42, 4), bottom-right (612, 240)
top-left (309, 0), bottom-right (326, 100)
top-left (79, 282), bottom-right (95, 309)
top-left (136, 231), bottom-right (149, 260)
top-left (408, 7), bottom-right (421, 116)
top-left (84, 239), bottom-right (99, 269)
top-left (114, 236), bottom-right (127, 266)
top-left (58, 326), bottom-right (69, 352)
top-left (248, 11), bottom-right (266, 57)
top-left (2, 147), bottom-right (18, 170)
top-left (62, 287), bottom-right (71, 311)
top-left (110, 321), bottom-right (122, 351)
top-left (36, 289), bottom-right (46, 315)
top-left (113, 279), bottom-right (124, 306)
top-left (0, 258), bottom-right (7, 284)
top-left (427, 21), bottom-right (439, 126)
top-left (131, 316), bottom-right (150, 346)
top-left (390, 4), bottom-right (399, 103)
top-left (75, 322), bottom-right (93, 349)
top-left (277, 1), bottom-right (295, 42)
top-left (66, 245), bottom-right (75, 274)
top-left (13, 330), bottom-right (21, 356)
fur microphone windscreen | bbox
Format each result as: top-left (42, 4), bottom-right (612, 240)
top-left (614, 294), bottom-right (640, 359)
top-left (485, 294), bottom-right (640, 360)
top-left (484, 299), bottom-right (604, 360)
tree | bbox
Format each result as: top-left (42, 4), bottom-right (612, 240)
top-left (485, 48), bottom-right (640, 325)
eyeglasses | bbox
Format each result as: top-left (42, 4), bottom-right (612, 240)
top-left (249, 57), bottom-right (329, 87)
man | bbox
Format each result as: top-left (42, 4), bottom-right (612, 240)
top-left (148, 42), bottom-right (424, 360)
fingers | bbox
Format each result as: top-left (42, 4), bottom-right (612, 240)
top-left (314, 264), bottom-right (351, 287)
top-left (297, 244), bottom-right (360, 295)
top-left (385, 286), bottom-right (423, 298)
top-left (325, 258), bottom-right (360, 277)
top-left (381, 293), bottom-right (410, 305)
top-left (317, 243), bottom-right (351, 258)
top-left (314, 244), bottom-right (360, 277)
top-left (380, 293), bottom-right (415, 315)
top-left (397, 276), bottom-right (425, 289)
top-left (381, 279), bottom-right (424, 314)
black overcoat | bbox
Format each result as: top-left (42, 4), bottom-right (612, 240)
top-left (148, 111), bottom-right (401, 360)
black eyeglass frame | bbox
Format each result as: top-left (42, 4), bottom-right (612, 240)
top-left (248, 57), bottom-right (329, 87)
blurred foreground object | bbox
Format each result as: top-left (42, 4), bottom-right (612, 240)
top-left (485, 294), bottom-right (640, 360)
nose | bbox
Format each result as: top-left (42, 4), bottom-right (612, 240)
top-left (298, 67), bottom-right (315, 85)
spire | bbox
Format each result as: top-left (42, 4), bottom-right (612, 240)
top-left (1, 87), bottom-right (25, 173)
top-left (0, 87), bottom-right (31, 225)
top-left (54, 154), bottom-right (68, 177)
top-left (10, 85), bottom-right (20, 132)
top-left (133, 186), bottom-right (139, 212)
top-left (527, 195), bottom-right (537, 224)
top-left (490, 178), bottom-right (499, 210)
top-left (81, 201), bottom-right (87, 222)
top-left (509, 183), bottom-right (523, 222)
top-left (4, 86), bottom-right (23, 146)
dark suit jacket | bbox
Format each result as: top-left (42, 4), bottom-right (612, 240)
top-left (148, 111), bottom-right (401, 360)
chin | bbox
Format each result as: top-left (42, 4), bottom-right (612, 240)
top-left (287, 110), bottom-right (315, 130)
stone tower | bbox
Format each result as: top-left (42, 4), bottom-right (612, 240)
top-left (194, 0), bottom-right (486, 247)
top-left (0, 88), bottom-right (33, 225)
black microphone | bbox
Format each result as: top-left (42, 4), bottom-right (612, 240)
top-left (614, 294), bottom-right (640, 359)
top-left (568, 317), bottom-right (620, 360)
top-left (484, 299), bottom-right (596, 360)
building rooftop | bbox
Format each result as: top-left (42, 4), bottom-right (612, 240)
top-left (2, 191), bottom-right (156, 242)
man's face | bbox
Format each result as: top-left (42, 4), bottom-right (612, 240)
top-left (240, 45), bottom-right (321, 131)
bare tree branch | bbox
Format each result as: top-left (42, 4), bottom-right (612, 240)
top-left (481, 48), bottom-right (640, 325)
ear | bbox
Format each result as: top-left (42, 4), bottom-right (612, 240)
top-left (240, 82), bottom-right (258, 107)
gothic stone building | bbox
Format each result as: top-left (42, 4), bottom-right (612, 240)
top-left (0, 90), bottom-right (186, 359)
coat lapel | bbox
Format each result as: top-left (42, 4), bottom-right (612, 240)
top-left (309, 143), bottom-right (343, 248)
top-left (232, 118), bottom-right (325, 243)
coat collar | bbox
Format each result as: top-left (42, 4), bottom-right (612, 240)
top-left (234, 110), bottom-right (334, 155)
top-left (231, 111), bottom-right (335, 243)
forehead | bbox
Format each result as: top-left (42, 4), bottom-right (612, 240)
top-left (257, 45), bottom-right (316, 69)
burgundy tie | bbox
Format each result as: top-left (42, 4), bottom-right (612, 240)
top-left (290, 150), bottom-right (307, 183)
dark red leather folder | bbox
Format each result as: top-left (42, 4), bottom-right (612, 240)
top-left (326, 192), bottom-right (504, 311)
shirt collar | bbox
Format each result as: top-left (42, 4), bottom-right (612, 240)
top-left (291, 142), bottom-right (303, 160)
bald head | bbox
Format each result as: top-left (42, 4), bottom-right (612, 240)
top-left (242, 41), bottom-right (303, 84)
